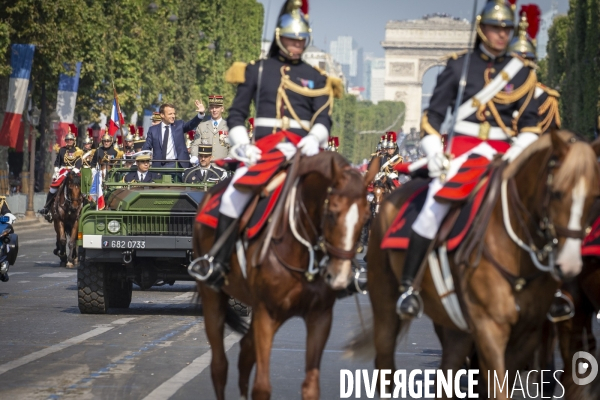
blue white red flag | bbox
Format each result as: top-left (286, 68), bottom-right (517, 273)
top-left (90, 169), bottom-right (105, 210)
top-left (55, 62), bottom-right (82, 147)
top-left (108, 88), bottom-right (125, 137)
top-left (0, 44), bottom-right (35, 148)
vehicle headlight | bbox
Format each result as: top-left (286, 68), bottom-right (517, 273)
top-left (96, 222), bottom-right (106, 231)
top-left (107, 220), bottom-right (121, 233)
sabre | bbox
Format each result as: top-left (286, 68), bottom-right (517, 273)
top-left (445, 0), bottom-right (480, 156)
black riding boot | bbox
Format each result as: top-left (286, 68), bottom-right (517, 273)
top-left (189, 214), bottom-right (238, 291)
top-left (397, 231), bottom-right (432, 319)
top-left (39, 191), bottom-right (56, 222)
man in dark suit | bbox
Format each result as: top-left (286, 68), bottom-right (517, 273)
top-left (123, 152), bottom-right (161, 183)
top-left (143, 100), bottom-right (206, 168)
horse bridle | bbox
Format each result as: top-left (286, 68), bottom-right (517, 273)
top-left (502, 150), bottom-right (588, 275)
top-left (58, 173), bottom-right (83, 215)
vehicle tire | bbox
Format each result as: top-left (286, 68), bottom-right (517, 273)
top-left (78, 261), bottom-right (108, 314)
top-left (228, 297), bottom-right (251, 317)
top-left (107, 279), bottom-right (132, 309)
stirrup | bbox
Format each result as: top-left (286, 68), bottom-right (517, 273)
top-left (188, 255), bottom-right (215, 282)
top-left (396, 286), bottom-right (424, 319)
top-left (351, 265), bottom-right (368, 295)
top-left (547, 290), bottom-right (575, 323)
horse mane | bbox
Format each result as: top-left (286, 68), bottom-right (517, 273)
top-left (503, 130), bottom-right (599, 194)
top-left (298, 152), bottom-right (364, 198)
top-left (68, 170), bottom-right (81, 186)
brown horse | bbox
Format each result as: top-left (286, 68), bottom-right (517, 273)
top-left (347, 130), bottom-right (600, 398)
top-left (51, 170), bottom-right (84, 268)
top-left (193, 152), bottom-right (379, 400)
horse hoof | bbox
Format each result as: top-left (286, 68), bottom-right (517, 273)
top-left (66, 262), bottom-right (74, 269)
top-left (59, 261), bottom-right (67, 268)
top-left (53, 249), bottom-right (59, 256)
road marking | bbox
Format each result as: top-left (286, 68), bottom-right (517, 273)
top-left (9, 272), bottom-right (28, 275)
top-left (39, 272), bottom-right (77, 278)
top-left (0, 318), bottom-right (136, 376)
top-left (20, 238), bottom-right (55, 245)
top-left (173, 292), bottom-right (194, 300)
top-left (142, 332), bottom-right (241, 400)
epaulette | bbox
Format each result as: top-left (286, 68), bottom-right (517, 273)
top-left (538, 83), bottom-right (560, 98)
top-left (225, 62), bottom-right (248, 85)
top-left (440, 49), bottom-right (468, 61)
top-left (327, 76), bottom-right (344, 99)
top-left (53, 143), bottom-right (60, 152)
top-left (73, 149), bottom-right (84, 158)
top-left (115, 150), bottom-right (124, 159)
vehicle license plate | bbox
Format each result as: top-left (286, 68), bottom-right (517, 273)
top-left (103, 239), bottom-right (146, 249)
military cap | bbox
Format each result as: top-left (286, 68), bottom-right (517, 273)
top-left (135, 151), bottom-right (153, 161)
top-left (208, 95), bottom-right (224, 106)
top-left (151, 112), bottom-right (162, 122)
top-left (197, 145), bottom-right (212, 155)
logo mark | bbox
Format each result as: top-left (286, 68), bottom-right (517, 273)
top-left (573, 351), bottom-right (599, 385)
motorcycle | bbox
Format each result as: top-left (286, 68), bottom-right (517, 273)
top-left (0, 215), bottom-right (18, 282)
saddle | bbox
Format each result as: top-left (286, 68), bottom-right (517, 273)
top-left (381, 155), bottom-right (504, 254)
top-left (196, 170), bottom-right (287, 241)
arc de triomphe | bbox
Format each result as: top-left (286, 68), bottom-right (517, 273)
top-left (383, 16), bottom-right (471, 133)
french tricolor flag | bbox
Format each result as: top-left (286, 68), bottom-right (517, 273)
top-left (0, 44), bottom-right (35, 148)
top-left (108, 88), bottom-right (125, 137)
top-left (55, 62), bottom-right (82, 147)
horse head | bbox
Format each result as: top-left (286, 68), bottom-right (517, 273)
top-left (66, 170), bottom-right (82, 210)
top-left (506, 130), bottom-right (600, 279)
top-left (306, 154), bottom-right (379, 290)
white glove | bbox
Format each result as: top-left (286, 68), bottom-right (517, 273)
top-left (231, 143), bottom-right (262, 166)
top-left (275, 142), bottom-right (297, 161)
top-left (54, 166), bottom-right (59, 173)
top-left (52, 167), bottom-right (60, 180)
top-left (388, 172), bottom-right (399, 180)
top-left (502, 132), bottom-right (538, 163)
top-left (73, 168), bottom-right (80, 174)
top-left (4, 213), bottom-right (16, 225)
top-left (297, 134), bottom-right (321, 156)
top-left (427, 152), bottom-right (449, 178)
top-left (190, 156), bottom-right (199, 165)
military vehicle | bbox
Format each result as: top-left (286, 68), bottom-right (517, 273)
top-left (76, 164), bottom-right (214, 314)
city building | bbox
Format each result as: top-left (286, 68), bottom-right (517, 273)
top-left (330, 36), bottom-right (363, 88)
top-left (302, 46), bottom-right (346, 88)
top-left (364, 57), bottom-right (386, 104)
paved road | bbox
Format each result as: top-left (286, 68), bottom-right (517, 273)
top-left (0, 226), bottom-right (596, 399)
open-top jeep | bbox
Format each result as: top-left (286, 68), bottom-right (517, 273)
top-left (76, 165), bottom-right (214, 314)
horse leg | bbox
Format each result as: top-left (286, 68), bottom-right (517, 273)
top-left (301, 308), bottom-right (333, 400)
top-left (471, 316), bottom-right (511, 400)
top-left (251, 304), bottom-right (281, 400)
top-left (434, 324), bottom-right (475, 399)
top-left (67, 222), bottom-right (79, 268)
top-left (238, 330), bottom-right (256, 400)
top-left (199, 283), bottom-right (230, 400)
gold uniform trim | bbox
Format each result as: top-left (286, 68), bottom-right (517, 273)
top-left (225, 62), bottom-right (248, 85)
top-left (0, 196), bottom-right (5, 210)
top-left (538, 93), bottom-right (561, 132)
top-left (420, 112), bottom-right (441, 137)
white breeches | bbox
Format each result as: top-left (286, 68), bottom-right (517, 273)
top-left (219, 166), bottom-right (253, 218)
top-left (412, 142), bottom-right (498, 240)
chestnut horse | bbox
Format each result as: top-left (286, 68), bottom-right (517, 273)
top-left (347, 131), bottom-right (600, 398)
top-left (51, 170), bottom-right (84, 268)
top-left (193, 152), bottom-right (378, 400)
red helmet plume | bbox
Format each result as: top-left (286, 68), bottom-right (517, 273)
top-left (301, 0), bottom-right (308, 16)
top-left (187, 130), bottom-right (195, 141)
top-left (521, 4), bottom-right (541, 39)
top-left (137, 126), bottom-right (144, 138)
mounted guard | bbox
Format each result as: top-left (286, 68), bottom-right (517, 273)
top-left (396, 0), bottom-right (541, 318)
top-left (189, 0), bottom-right (343, 290)
top-left (40, 126), bottom-right (83, 221)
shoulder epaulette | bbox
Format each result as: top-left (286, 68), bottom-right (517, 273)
top-left (538, 83), bottom-right (560, 98)
top-left (53, 144), bottom-right (60, 152)
top-left (440, 49), bottom-right (468, 61)
top-left (225, 62), bottom-right (248, 85)
top-left (116, 150), bottom-right (124, 159)
top-left (73, 149), bottom-right (84, 158)
top-left (327, 76), bottom-right (344, 99)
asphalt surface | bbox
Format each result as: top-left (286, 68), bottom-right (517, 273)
top-left (0, 225), bottom-right (597, 399)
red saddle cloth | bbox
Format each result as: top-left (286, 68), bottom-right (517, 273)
top-left (196, 179), bottom-right (285, 240)
top-left (381, 155), bottom-right (492, 252)
top-left (582, 216), bottom-right (600, 257)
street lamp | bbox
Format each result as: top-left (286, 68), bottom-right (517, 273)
top-left (91, 122), bottom-right (101, 145)
top-left (25, 107), bottom-right (41, 218)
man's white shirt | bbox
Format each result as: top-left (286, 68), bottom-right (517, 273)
top-left (160, 122), bottom-right (177, 160)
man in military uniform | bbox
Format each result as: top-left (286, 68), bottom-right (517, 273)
top-left (80, 135), bottom-right (95, 196)
top-left (91, 133), bottom-right (121, 169)
top-left (0, 196), bottom-right (16, 282)
top-left (191, 95), bottom-right (230, 160)
top-left (40, 129), bottom-right (83, 219)
top-left (507, 6), bottom-right (561, 132)
top-left (123, 152), bottom-right (160, 183)
top-left (183, 145), bottom-right (227, 184)
top-left (189, 0), bottom-right (342, 289)
top-left (122, 132), bottom-right (136, 167)
top-left (397, 0), bottom-right (541, 318)
top-left (377, 132), bottom-right (402, 191)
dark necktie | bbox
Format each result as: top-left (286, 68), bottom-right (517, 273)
top-left (162, 125), bottom-right (170, 156)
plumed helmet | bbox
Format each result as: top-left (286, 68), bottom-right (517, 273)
top-left (476, 1), bottom-right (516, 50)
top-left (65, 132), bottom-right (75, 141)
top-left (65, 124), bottom-right (77, 141)
top-left (101, 133), bottom-right (113, 142)
top-left (270, 0), bottom-right (312, 58)
top-left (124, 133), bottom-right (134, 142)
top-left (83, 136), bottom-right (93, 145)
top-left (507, 4), bottom-right (540, 60)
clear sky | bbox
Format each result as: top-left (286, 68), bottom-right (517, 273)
top-left (257, 0), bottom-right (570, 57)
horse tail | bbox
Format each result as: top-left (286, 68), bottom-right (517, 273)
top-left (342, 313), bottom-right (412, 361)
top-left (225, 306), bottom-right (249, 335)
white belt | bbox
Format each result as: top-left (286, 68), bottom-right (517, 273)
top-left (254, 117), bottom-right (310, 130)
top-left (454, 121), bottom-right (511, 141)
